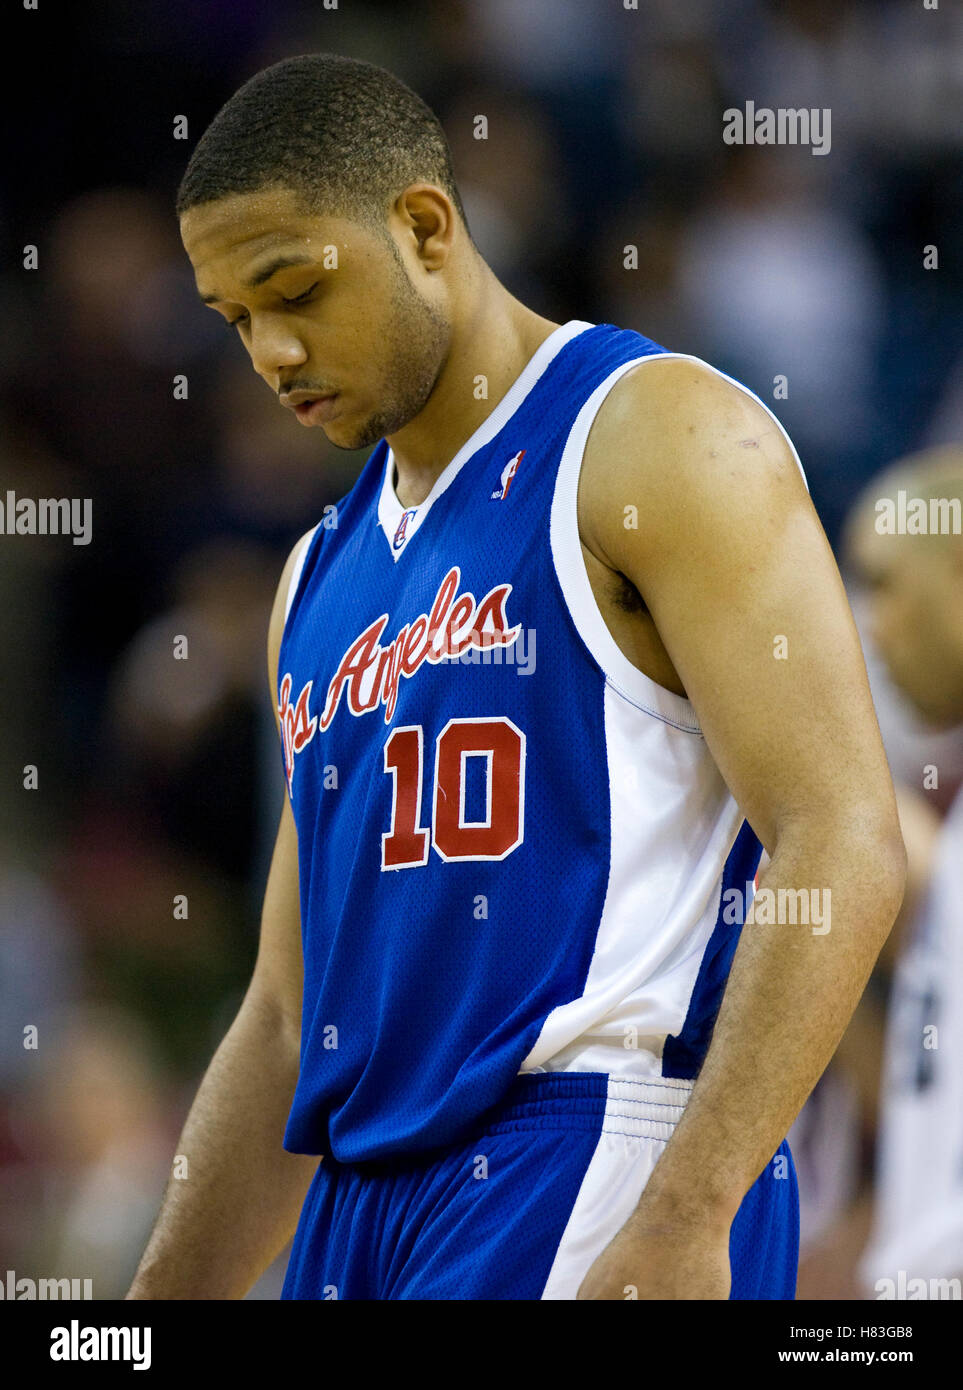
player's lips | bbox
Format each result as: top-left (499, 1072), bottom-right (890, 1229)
top-left (281, 391), bottom-right (339, 424)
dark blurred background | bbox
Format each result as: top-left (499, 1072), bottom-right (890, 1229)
top-left (2, 0), bottom-right (961, 1298)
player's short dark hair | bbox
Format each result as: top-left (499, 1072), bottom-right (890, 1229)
top-left (175, 53), bottom-right (470, 239)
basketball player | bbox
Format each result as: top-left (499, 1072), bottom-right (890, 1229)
top-left (127, 54), bottom-right (905, 1301)
top-left (845, 450), bottom-right (963, 1298)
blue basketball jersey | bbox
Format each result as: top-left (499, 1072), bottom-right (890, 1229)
top-left (277, 319), bottom-right (802, 1165)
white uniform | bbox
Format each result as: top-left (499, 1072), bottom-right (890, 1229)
top-left (860, 783), bottom-right (963, 1294)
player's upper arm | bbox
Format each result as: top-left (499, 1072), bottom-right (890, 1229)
top-left (579, 357), bottom-right (903, 873)
top-left (248, 529), bottom-right (316, 1040)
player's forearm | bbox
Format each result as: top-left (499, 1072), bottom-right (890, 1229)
top-left (634, 817), bottom-right (906, 1232)
top-left (127, 989), bottom-right (318, 1300)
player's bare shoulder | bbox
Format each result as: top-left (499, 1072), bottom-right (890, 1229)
top-left (578, 355), bottom-right (807, 575)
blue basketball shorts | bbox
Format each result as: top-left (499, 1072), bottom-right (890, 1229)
top-left (281, 1071), bottom-right (799, 1300)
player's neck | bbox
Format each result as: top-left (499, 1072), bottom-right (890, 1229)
top-left (387, 273), bottom-right (561, 509)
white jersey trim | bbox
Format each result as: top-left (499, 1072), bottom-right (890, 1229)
top-left (518, 679), bottom-right (745, 1075)
top-left (283, 524), bottom-right (321, 626)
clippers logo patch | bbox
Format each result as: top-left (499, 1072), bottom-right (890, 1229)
top-left (393, 508), bottom-right (417, 550)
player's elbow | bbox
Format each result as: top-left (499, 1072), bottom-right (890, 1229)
top-left (776, 804), bottom-right (907, 944)
top-left (827, 813), bottom-right (907, 945)
top-left (859, 822), bottom-right (907, 941)
top-left (244, 978), bottom-right (303, 1066)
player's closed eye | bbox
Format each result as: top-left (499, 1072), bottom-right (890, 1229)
top-left (284, 282), bottom-right (320, 305)
top-left (227, 283), bottom-right (320, 329)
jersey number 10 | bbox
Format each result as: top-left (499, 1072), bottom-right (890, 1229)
top-left (381, 716), bottom-right (526, 869)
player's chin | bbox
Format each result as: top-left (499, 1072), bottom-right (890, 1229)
top-left (311, 405), bottom-right (350, 440)
top-left (327, 413), bottom-right (388, 452)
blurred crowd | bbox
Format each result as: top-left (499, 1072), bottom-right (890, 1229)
top-left (1, 0), bottom-right (961, 1298)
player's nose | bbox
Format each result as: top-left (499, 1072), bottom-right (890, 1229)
top-left (248, 316), bottom-right (308, 381)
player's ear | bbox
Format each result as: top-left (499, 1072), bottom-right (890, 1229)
top-left (392, 184), bottom-right (455, 270)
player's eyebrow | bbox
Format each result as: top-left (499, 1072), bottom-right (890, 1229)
top-left (199, 254), bottom-right (317, 304)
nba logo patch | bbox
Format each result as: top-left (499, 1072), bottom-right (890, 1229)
top-left (491, 449), bottom-right (526, 500)
top-left (393, 508), bottom-right (417, 550)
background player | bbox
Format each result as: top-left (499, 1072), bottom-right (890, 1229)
top-left (845, 449), bottom-right (963, 1297)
